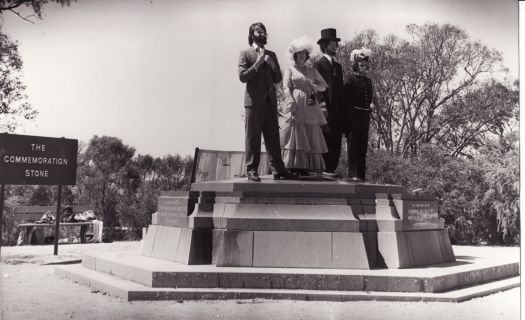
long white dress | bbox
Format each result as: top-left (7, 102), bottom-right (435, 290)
top-left (280, 64), bottom-right (328, 171)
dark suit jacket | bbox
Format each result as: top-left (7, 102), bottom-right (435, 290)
top-left (315, 56), bottom-right (345, 132)
top-left (238, 48), bottom-right (282, 108)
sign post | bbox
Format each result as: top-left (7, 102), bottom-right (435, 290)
top-left (0, 134), bottom-right (78, 257)
top-left (53, 185), bottom-right (62, 255)
top-left (0, 184), bottom-right (4, 260)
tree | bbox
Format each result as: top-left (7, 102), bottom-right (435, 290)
top-left (0, 29), bottom-right (37, 132)
top-left (0, 0), bottom-right (72, 22)
top-left (435, 80), bottom-right (518, 157)
top-left (79, 135), bottom-right (135, 241)
top-left (156, 154), bottom-right (193, 191)
top-left (338, 23), bottom-right (505, 157)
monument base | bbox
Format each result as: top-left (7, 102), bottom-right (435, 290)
top-left (141, 225), bottom-right (212, 265)
top-left (213, 229), bottom-right (377, 269)
top-left (142, 177), bottom-right (456, 269)
top-left (56, 245), bottom-right (520, 302)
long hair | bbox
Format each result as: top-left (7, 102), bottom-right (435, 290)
top-left (248, 22), bottom-right (266, 46)
top-left (318, 41), bottom-right (329, 54)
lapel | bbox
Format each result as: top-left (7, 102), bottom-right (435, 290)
top-left (247, 47), bottom-right (258, 63)
top-left (320, 56), bottom-right (333, 70)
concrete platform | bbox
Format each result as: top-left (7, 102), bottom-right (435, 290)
top-left (55, 246), bottom-right (520, 302)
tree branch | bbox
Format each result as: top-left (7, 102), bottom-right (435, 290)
top-left (8, 8), bottom-right (37, 23)
top-left (0, 0), bottom-right (32, 11)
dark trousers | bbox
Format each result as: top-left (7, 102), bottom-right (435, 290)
top-left (322, 130), bottom-right (344, 173)
top-left (245, 104), bottom-right (286, 174)
top-left (348, 109), bottom-right (370, 180)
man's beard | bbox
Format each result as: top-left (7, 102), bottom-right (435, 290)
top-left (254, 36), bottom-right (267, 46)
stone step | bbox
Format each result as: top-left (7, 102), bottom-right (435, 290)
top-left (80, 250), bottom-right (519, 293)
top-left (191, 176), bottom-right (408, 195)
top-left (55, 264), bottom-right (520, 302)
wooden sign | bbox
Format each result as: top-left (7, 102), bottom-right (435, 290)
top-left (0, 133), bottom-right (78, 185)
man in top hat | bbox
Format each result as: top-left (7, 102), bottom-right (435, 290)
top-left (238, 22), bottom-right (298, 182)
top-left (314, 28), bottom-right (346, 177)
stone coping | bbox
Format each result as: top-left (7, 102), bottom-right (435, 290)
top-left (82, 246), bottom-right (518, 278)
top-left (190, 176), bottom-right (409, 195)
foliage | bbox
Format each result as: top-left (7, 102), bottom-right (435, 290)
top-left (337, 23), bottom-right (510, 157)
top-left (0, 0), bottom-right (72, 22)
top-left (78, 135), bottom-right (135, 241)
top-left (0, 28), bottom-right (37, 132)
top-left (367, 135), bottom-right (519, 245)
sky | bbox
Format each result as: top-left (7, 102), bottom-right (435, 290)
top-left (0, 0), bottom-right (519, 157)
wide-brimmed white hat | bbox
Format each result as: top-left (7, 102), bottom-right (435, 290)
top-left (350, 47), bottom-right (372, 63)
top-left (287, 36), bottom-right (314, 63)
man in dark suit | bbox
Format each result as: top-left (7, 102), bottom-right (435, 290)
top-left (238, 22), bottom-right (297, 182)
top-left (314, 28), bottom-right (347, 177)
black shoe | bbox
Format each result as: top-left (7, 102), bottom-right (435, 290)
top-left (273, 170), bottom-right (299, 180)
top-left (247, 172), bottom-right (261, 182)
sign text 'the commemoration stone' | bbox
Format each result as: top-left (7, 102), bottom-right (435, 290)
top-left (0, 134), bottom-right (78, 185)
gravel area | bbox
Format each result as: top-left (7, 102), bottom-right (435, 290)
top-left (0, 242), bottom-right (520, 320)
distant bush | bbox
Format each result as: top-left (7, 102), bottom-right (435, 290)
top-left (366, 141), bottom-right (519, 245)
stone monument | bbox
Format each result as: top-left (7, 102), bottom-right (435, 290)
top-left (141, 176), bottom-right (454, 269)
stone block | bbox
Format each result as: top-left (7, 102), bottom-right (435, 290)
top-left (358, 219), bottom-right (371, 232)
top-left (332, 232), bottom-right (375, 269)
top-left (187, 229), bottom-right (213, 264)
top-left (422, 274), bottom-right (458, 293)
top-left (215, 230), bottom-right (254, 267)
top-left (354, 184), bottom-right (407, 194)
top-left (94, 256), bottom-right (112, 274)
top-left (189, 211), bottom-right (214, 229)
top-left (218, 273), bottom-right (285, 289)
top-left (175, 228), bottom-right (193, 263)
top-left (150, 226), bottom-right (174, 261)
top-left (283, 274), bottom-right (365, 291)
top-left (218, 203), bottom-right (359, 232)
top-left (157, 195), bottom-right (198, 216)
top-left (211, 229), bottom-right (224, 264)
top-left (377, 232), bottom-right (414, 268)
top-left (408, 231), bottom-right (443, 267)
top-left (162, 226), bottom-right (182, 262)
top-left (141, 224), bottom-right (158, 256)
top-left (107, 260), bottom-right (153, 286)
top-left (252, 231), bottom-right (332, 268)
top-left (82, 254), bottom-right (96, 270)
top-left (152, 272), bottom-right (217, 288)
top-left (161, 191), bottom-right (199, 197)
top-left (155, 212), bottom-right (189, 228)
top-left (151, 212), bottom-right (158, 225)
top-left (365, 276), bottom-right (422, 292)
top-left (495, 263), bottom-right (520, 279)
top-left (363, 232), bottom-right (378, 267)
top-left (375, 205), bottom-right (399, 219)
top-left (376, 220), bottom-right (403, 232)
top-left (437, 229), bottom-right (455, 262)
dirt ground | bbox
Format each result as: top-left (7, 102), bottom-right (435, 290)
top-left (0, 242), bottom-right (521, 320)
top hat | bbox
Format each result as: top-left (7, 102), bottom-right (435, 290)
top-left (317, 28), bottom-right (341, 44)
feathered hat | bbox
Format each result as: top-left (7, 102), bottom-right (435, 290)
top-left (350, 47), bottom-right (372, 63)
top-left (287, 36), bottom-right (315, 63)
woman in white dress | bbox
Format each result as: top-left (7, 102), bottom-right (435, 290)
top-left (280, 36), bottom-right (329, 175)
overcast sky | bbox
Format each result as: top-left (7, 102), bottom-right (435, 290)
top-left (0, 0), bottom-right (519, 157)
